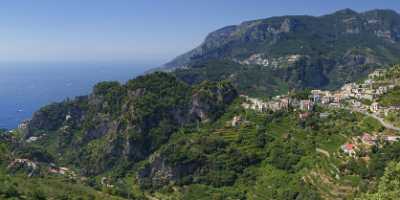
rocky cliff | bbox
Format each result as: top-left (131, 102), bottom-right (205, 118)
top-left (21, 72), bottom-right (237, 175)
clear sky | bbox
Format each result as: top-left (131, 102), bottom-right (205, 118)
top-left (0, 0), bottom-right (399, 64)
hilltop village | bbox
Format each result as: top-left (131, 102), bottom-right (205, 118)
top-left (241, 67), bottom-right (400, 158)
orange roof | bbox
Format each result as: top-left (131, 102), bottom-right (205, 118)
top-left (345, 143), bottom-right (354, 150)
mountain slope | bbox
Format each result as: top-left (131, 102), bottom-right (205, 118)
top-left (3, 9), bottom-right (400, 200)
top-left (4, 64), bottom-right (400, 199)
top-left (18, 72), bottom-right (237, 176)
top-left (161, 9), bottom-right (400, 96)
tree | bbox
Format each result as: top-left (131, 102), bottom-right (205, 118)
top-left (31, 189), bottom-right (47, 200)
top-left (358, 161), bottom-right (400, 199)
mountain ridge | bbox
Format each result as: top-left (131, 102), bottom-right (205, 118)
top-left (163, 8), bottom-right (400, 71)
top-left (151, 9), bottom-right (400, 98)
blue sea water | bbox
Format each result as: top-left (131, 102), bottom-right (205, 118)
top-left (0, 62), bottom-right (153, 129)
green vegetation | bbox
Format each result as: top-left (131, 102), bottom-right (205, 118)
top-left (385, 111), bottom-right (400, 127)
top-left (132, 99), bottom-right (392, 199)
top-left (0, 170), bottom-right (124, 200)
top-left (4, 85), bottom-right (397, 199)
top-left (165, 9), bottom-right (400, 97)
top-left (368, 142), bottom-right (400, 178)
top-left (3, 8), bottom-right (400, 197)
top-left (358, 162), bottom-right (400, 200)
top-left (378, 86), bottom-right (400, 107)
top-left (174, 59), bottom-right (289, 98)
top-left (2, 72), bottom-right (240, 199)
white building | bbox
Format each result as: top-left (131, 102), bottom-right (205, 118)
top-left (370, 102), bottom-right (379, 113)
top-left (384, 136), bottom-right (400, 142)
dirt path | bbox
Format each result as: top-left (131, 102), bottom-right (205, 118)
top-left (316, 148), bottom-right (330, 157)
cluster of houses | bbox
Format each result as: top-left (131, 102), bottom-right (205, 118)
top-left (341, 132), bottom-right (400, 157)
top-left (235, 53), bottom-right (302, 68)
top-left (240, 69), bottom-right (400, 159)
top-left (309, 89), bottom-right (343, 107)
top-left (309, 69), bottom-right (400, 117)
top-left (309, 70), bottom-right (393, 106)
top-left (338, 82), bottom-right (393, 102)
top-left (240, 69), bottom-right (397, 115)
top-left (101, 177), bottom-right (115, 188)
top-left (240, 68), bottom-right (400, 126)
top-left (241, 95), bottom-right (314, 112)
top-left (241, 95), bottom-right (289, 112)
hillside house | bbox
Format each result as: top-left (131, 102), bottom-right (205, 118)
top-left (376, 86), bottom-right (388, 95)
top-left (341, 143), bottom-right (356, 156)
top-left (361, 133), bottom-right (377, 146)
top-left (319, 112), bottom-right (330, 118)
top-left (311, 93), bottom-right (321, 103)
top-left (368, 69), bottom-right (385, 79)
top-left (359, 93), bottom-right (374, 101)
top-left (370, 102), bottom-right (379, 113)
top-left (333, 93), bottom-right (343, 103)
top-left (268, 101), bottom-right (281, 111)
top-left (18, 120), bottom-right (30, 129)
top-left (329, 102), bottom-right (340, 108)
top-left (300, 100), bottom-right (314, 111)
top-left (364, 79), bottom-right (374, 85)
top-left (48, 166), bottom-right (71, 175)
top-left (279, 98), bottom-right (290, 110)
top-left (241, 96), bottom-right (269, 112)
top-left (321, 96), bottom-right (332, 104)
top-left (299, 112), bottom-right (310, 120)
top-left (26, 136), bottom-right (39, 143)
top-left (384, 136), bottom-right (400, 142)
top-left (350, 99), bottom-right (362, 107)
top-left (341, 83), bottom-right (355, 93)
top-left (231, 116), bottom-right (242, 127)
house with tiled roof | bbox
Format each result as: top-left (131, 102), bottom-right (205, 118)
top-left (341, 143), bottom-right (356, 156)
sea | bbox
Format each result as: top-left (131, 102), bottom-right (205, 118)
top-left (0, 62), bottom-right (154, 130)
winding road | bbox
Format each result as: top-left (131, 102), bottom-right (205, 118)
top-left (345, 106), bottom-right (400, 131)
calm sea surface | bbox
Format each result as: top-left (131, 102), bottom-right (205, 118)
top-left (0, 62), bottom-right (153, 129)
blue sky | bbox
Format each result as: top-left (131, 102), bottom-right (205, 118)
top-left (0, 0), bottom-right (399, 64)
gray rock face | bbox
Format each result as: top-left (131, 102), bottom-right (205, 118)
top-left (137, 154), bottom-right (200, 188)
top-left (279, 18), bottom-right (293, 33)
top-left (190, 83), bottom-right (237, 122)
top-left (161, 9), bottom-right (400, 72)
